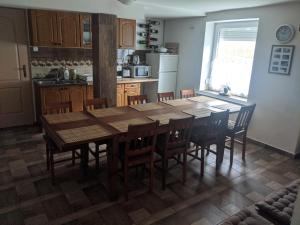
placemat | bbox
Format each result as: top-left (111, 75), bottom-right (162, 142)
top-left (148, 112), bottom-right (190, 125)
top-left (129, 103), bottom-right (164, 111)
top-left (188, 96), bottom-right (215, 103)
top-left (212, 103), bottom-right (241, 112)
top-left (57, 125), bottom-right (112, 144)
top-left (88, 108), bottom-right (125, 118)
top-left (182, 107), bottom-right (217, 118)
top-left (163, 99), bottom-right (194, 107)
top-left (44, 112), bottom-right (89, 124)
top-left (108, 118), bottom-right (150, 132)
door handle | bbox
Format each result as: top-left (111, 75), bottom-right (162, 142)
top-left (18, 65), bottom-right (27, 78)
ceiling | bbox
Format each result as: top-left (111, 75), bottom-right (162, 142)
top-left (134, 0), bottom-right (299, 17)
top-left (0, 0), bottom-right (298, 18)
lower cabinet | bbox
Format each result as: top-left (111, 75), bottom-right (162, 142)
top-left (117, 83), bottom-right (141, 107)
top-left (38, 84), bottom-right (85, 116)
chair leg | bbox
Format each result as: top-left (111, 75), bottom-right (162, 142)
top-left (230, 136), bottom-right (234, 167)
top-left (182, 152), bottom-right (187, 184)
top-left (50, 151), bottom-right (55, 185)
top-left (242, 133), bottom-right (247, 161)
top-left (200, 146), bottom-right (205, 177)
top-left (162, 157), bottom-right (167, 190)
top-left (149, 161), bottom-right (154, 193)
top-left (124, 162), bottom-right (129, 201)
top-left (72, 150), bottom-right (75, 166)
top-left (46, 142), bottom-right (50, 170)
top-left (95, 144), bottom-right (100, 169)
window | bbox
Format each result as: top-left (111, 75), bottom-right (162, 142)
top-left (207, 20), bottom-right (258, 97)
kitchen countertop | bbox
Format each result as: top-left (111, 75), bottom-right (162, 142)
top-left (33, 79), bottom-right (87, 87)
top-left (116, 78), bottom-right (158, 84)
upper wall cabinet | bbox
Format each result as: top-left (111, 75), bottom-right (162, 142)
top-left (80, 14), bottom-right (92, 48)
top-left (29, 10), bottom-right (92, 48)
top-left (56, 12), bottom-right (81, 48)
top-left (29, 10), bottom-right (58, 47)
top-left (118, 18), bottom-right (136, 49)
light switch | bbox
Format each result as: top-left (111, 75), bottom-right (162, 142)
top-left (33, 46), bottom-right (39, 52)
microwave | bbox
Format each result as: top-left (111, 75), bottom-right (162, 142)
top-left (129, 66), bottom-right (151, 78)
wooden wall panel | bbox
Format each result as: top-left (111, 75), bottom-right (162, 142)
top-left (92, 14), bottom-right (117, 106)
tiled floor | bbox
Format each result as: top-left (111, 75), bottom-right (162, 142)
top-left (0, 126), bottom-right (300, 225)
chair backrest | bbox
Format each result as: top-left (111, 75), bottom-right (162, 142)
top-left (207, 110), bottom-right (230, 138)
top-left (180, 89), bottom-right (195, 99)
top-left (234, 104), bottom-right (256, 131)
top-left (128, 95), bottom-right (148, 106)
top-left (84, 98), bottom-right (108, 110)
top-left (157, 92), bottom-right (175, 102)
top-left (44, 101), bottom-right (72, 115)
top-left (125, 121), bottom-right (159, 161)
top-left (164, 116), bottom-right (194, 152)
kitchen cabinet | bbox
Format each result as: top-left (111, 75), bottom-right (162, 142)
top-left (118, 18), bottom-right (136, 49)
top-left (80, 14), bottom-right (92, 48)
top-left (35, 84), bottom-right (86, 124)
top-left (30, 10), bottom-right (57, 46)
top-left (30, 10), bottom-right (86, 48)
top-left (86, 85), bottom-right (94, 101)
top-left (117, 84), bottom-right (125, 107)
top-left (117, 83), bottom-right (140, 107)
top-left (57, 12), bottom-right (81, 48)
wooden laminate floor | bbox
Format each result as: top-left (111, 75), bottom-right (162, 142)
top-left (0, 126), bottom-right (300, 225)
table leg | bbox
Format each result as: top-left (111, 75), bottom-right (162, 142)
top-left (80, 144), bottom-right (89, 177)
top-left (106, 138), bottom-right (119, 201)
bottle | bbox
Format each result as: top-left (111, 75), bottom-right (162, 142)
top-left (149, 20), bottom-right (160, 26)
top-left (64, 68), bottom-right (70, 80)
top-left (150, 29), bottom-right (159, 34)
top-left (138, 32), bottom-right (147, 37)
top-left (138, 40), bottom-right (147, 45)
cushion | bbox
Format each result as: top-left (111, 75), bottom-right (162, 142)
top-left (219, 209), bottom-right (273, 225)
top-left (256, 188), bottom-right (298, 225)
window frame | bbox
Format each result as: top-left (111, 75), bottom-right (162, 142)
top-left (207, 20), bottom-right (259, 97)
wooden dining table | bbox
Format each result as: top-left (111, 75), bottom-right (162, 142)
top-left (41, 95), bottom-right (244, 200)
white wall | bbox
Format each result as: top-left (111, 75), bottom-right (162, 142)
top-left (164, 18), bottom-right (205, 97)
top-left (164, 2), bottom-right (300, 154)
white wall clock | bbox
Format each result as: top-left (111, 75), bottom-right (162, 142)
top-left (276, 24), bottom-right (295, 44)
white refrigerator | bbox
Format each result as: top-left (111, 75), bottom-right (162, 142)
top-left (146, 53), bottom-right (179, 94)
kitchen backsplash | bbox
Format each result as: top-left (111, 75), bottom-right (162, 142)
top-left (30, 47), bottom-right (93, 78)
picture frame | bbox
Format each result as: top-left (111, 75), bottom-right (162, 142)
top-left (268, 45), bottom-right (295, 75)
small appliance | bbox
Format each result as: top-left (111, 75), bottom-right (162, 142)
top-left (133, 55), bottom-right (140, 65)
top-left (129, 65), bottom-right (151, 78)
top-left (122, 67), bottom-right (131, 78)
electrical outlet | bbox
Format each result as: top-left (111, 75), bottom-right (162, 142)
top-left (33, 46), bottom-right (39, 52)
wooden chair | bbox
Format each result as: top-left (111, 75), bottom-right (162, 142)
top-left (44, 101), bottom-right (72, 114)
top-left (84, 98), bottom-right (109, 169)
top-left (84, 98), bottom-right (108, 111)
top-left (43, 101), bottom-right (79, 184)
top-left (225, 104), bottom-right (256, 165)
top-left (127, 95), bottom-right (148, 105)
top-left (188, 110), bottom-right (229, 176)
top-left (157, 92), bottom-right (175, 102)
top-left (119, 121), bottom-right (159, 200)
top-left (180, 89), bottom-right (195, 98)
top-left (156, 116), bottom-right (194, 190)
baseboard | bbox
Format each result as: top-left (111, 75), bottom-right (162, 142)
top-left (247, 138), bottom-right (296, 159)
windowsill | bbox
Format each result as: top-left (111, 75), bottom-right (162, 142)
top-left (196, 90), bottom-right (249, 105)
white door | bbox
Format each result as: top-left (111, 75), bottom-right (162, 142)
top-left (159, 55), bottom-right (178, 72)
top-left (0, 8), bottom-right (34, 128)
top-left (158, 72), bottom-right (177, 93)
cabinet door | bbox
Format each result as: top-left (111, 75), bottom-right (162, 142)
top-left (80, 14), bottom-right (92, 48)
top-left (124, 83), bottom-right (140, 106)
top-left (69, 85), bottom-right (84, 112)
top-left (117, 84), bottom-right (125, 107)
top-left (57, 12), bottom-right (81, 48)
top-left (86, 85), bottom-right (94, 101)
top-left (30, 10), bottom-right (57, 46)
top-left (118, 19), bottom-right (136, 49)
top-left (41, 87), bottom-right (61, 114)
